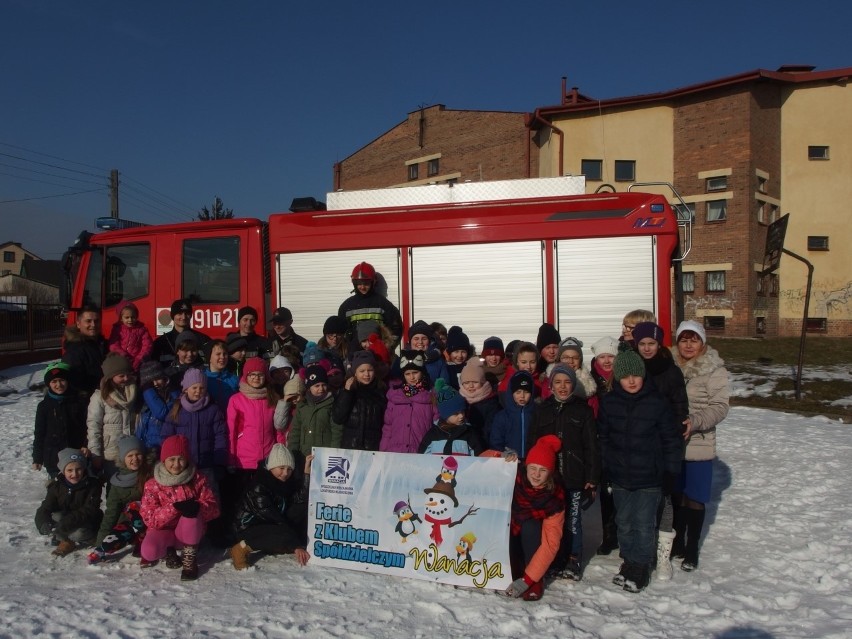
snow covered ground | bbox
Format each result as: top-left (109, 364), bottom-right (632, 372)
top-left (1, 362), bottom-right (850, 638)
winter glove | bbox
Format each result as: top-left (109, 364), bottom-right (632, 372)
top-left (661, 472), bottom-right (678, 497)
top-left (173, 499), bottom-right (200, 518)
top-left (503, 574), bottom-right (534, 598)
top-left (38, 522), bottom-right (54, 536)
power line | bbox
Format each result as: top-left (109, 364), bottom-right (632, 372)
top-left (0, 162), bottom-right (106, 187)
top-left (0, 187), bottom-right (107, 204)
top-left (120, 190), bottom-right (188, 224)
top-left (121, 173), bottom-right (196, 212)
top-left (122, 182), bottom-right (194, 219)
top-left (0, 141), bottom-right (109, 172)
top-left (0, 151), bottom-right (105, 178)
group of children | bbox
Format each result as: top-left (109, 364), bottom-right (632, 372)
top-left (33, 276), bottom-right (709, 598)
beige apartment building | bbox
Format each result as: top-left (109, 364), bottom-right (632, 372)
top-left (532, 65), bottom-right (852, 336)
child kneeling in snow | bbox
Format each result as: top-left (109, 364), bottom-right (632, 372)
top-left (504, 435), bottom-right (565, 601)
top-left (35, 447), bottom-right (103, 557)
top-left (140, 435), bottom-right (219, 581)
top-left (88, 435), bottom-right (153, 564)
top-left (229, 444), bottom-right (311, 570)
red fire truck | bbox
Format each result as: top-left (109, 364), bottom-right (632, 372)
top-left (62, 176), bottom-right (690, 353)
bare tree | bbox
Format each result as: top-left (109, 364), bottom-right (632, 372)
top-left (197, 196), bottom-right (235, 221)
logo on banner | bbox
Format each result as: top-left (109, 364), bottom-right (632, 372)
top-left (320, 456), bottom-right (354, 496)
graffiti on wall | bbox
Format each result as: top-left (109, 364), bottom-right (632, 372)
top-left (685, 290), bottom-right (739, 312)
top-left (780, 280), bottom-right (852, 318)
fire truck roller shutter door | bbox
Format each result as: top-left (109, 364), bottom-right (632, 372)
top-left (555, 235), bottom-right (656, 363)
top-left (277, 248), bottom-right (400, 343)
top-left (411, 241), bottom-right (543, 351)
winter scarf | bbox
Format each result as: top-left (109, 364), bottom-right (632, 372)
top-left (510, 472), bottom-right (565, 535)
top-left (402, 381), bottom-right (425, 398)
top-left (306, 391), bottom-right (331, 405)
top-left (238, 382), bottom-right (268, 400)
top-left (47, 390), bottom-right (67, 402)
top-left (110, 467), bottom-right (138, 489)
top-left (104, 383), bottom-right (138, 409)
top-left (180, 394), bottom-right (210, 412)
top-left (152, 460), bottom-right (195, 487)
top-left (459, 383), bottom-right (494, 405)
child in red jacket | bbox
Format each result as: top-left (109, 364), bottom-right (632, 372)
top-left (108, 301), bottom-right (153, 373)
top-left (140, 435), bottom-right (219, 581)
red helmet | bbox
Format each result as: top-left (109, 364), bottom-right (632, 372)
top-left (351, 261), bottom-right (376, 281)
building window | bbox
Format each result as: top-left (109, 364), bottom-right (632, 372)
top-left (806, 318), bottom-right (828, 332)
top-left (408, 164), bottom-right (419, 181)
top-left (706, 176), bottom-right (727, 192)
top-left (757, 176), bottom-right (767, 193)
top-left (581, 159), bottom-right (603, 181)
top-left (427, 158), bottom-right (439, 177)
top-left (706, 271), bottom-right (726, 293)
top-left (675, 203), bottom-right (695, 222)
top-left (769, 205), bottom-right (778, 224)
top-left (756, 274), bottom-right (765, 296)
top-left (756, 317), bottom-right (766, 335)
top-left (757, 202), bottom-right (766, 225)
top-left (183, 237), bottom-right (240, 304)
top-left (3, 251), bottom-right (13, 263)
top-left (614, 160), bottom-right (635, 182)
top-left (704, 316), bottom-right (725, 330)
top-left (681, 271), bottom-right (695, 293)
top-left (808, 146), bottom-right (830, 160)
top-left (768, 273), bottom-right (779, 297)
top-left (807, 236), bottom-right (829, 251)
top-left (707, 200), bottom-right (727, 222)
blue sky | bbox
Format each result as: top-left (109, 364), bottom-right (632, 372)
top-left (2, 1), bottom-right (849, 260)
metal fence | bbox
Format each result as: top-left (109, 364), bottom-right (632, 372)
top-left (0, 297), bottom-right (64, 353)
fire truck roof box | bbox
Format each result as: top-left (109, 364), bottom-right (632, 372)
top-left (326, 175), bottom-right (586, 211)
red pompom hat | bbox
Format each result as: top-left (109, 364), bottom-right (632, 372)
top-left (525, 435), bottom-right (561, 473)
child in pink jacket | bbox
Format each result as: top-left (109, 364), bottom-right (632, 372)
top-left (140, 435), bottom-right (219, 581)
top-left (108, 301), bottom-right (153, 372)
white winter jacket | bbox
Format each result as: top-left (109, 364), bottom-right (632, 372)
top-left (674, 345), bottom-right (729, 461)
top-left (87, 383), bottom-right (139, 462)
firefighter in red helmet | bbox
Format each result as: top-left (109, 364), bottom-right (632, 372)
top-left (338, 261), bottom-right (402, 351)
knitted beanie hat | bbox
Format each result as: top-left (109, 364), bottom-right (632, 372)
top-left (266, 444), bottom-right (295, 470)
top-left (536, 323), bottom-right (561, 350)
top-left (117, 435), bottom-right (143, 462)
top-left (269, 355), bottom-right (293, 372)
top-left (509, 370), bottom-right (534, 394)
top-left (226, 334), bottom-right (248, 354)
top-left (481, 336), bottom-right (505, 358)
top-left (613, 350), bottom-right (646, 381)
top-left (101, 353), bottom-right (132, 380)
top-left (549, 364), bottom-right (577, 390)
top-left (57, 448), bottom-right (87, 472)
top-left (675, 320), bottom-right (707, 344)
top-left (139, 361), bottom-right (167, 388)
top-left (181, 367), bottom-right (207, 391)
top-left (322, 315), bottom-right (348, 336)
top-left (446, 326), bottom-right (471, 354)
top-left (557, 337), bottom-right (584, 364)
top-left (43, 362), bottom-right (71, 385)
top-left (237, 306), bottom-right (258, 322)
top-left (283, 375), bottom-right (306, 397)
top-left (351, 350), bottom-right (377, 372)
top-left (241, 357), bottom-right (269, 384)
top-left (175, 331), bottom-right (200, 350)
top-left (408, 320), bottom-right (434, 342)
top-left (305, 364), bottom-right (329, 389)
top-left (460, 358), bottom-right (486, 384)
top-left (632, 322), bottom-right (664, 344)
top-left (399, 349), bottom-right (426, 373)
top-left (160, 434), bottom-right (190, 462)
top-left (591, 336), bottom-right (619, 358)
top-left (435, 379), bottom-right (466, 421)
top-left (170, 299), bottom-right (192, 317)
top-left (526, 435), bottom-right (561, 474)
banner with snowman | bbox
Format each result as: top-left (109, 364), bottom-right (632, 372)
top-left (309, 448), bottom-right (517, 590)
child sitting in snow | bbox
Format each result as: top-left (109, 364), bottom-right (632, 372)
top-left (35, 447), bottom-right (103, 557)
top-left (229, 444), bottom-right (311, 570)
top-left (140, 435), bottom-right (220, 580)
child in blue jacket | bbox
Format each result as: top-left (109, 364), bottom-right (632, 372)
top-left (490, 371), bottom-right (535, 458)
top-left (136, 361), bottom-right (179, 461)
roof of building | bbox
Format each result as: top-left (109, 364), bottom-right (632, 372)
top-left (20, 257), bottom-right (61, 287)
top-left (534, 65), bottom-right (852, 119)
top-left (0, 241), bottom-right (40, 259)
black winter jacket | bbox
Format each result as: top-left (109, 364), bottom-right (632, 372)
top-left (527, 395), bottom-right (601, 491)
top-left (232, 466), bottom-right (309, 547)
top-left (333, 381), bottom-right (387, 451)
top-left (643, 349), bottom-right (690, 427)
top-left (62, 326), bottom-right (108, 396)
top-left (597, 381), bottom-right (683, 490)
top-left (35, 474), bottom-right (103, 539)
top-left (33, 394), bottom-right (88, 471)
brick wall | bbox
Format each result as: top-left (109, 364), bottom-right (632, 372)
top-left (335, 105), bottom-right (532, 190)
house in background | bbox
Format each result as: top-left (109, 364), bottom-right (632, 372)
top-left (0, 241), bottom-right (39, 277)
top-left (0, 243), bottom-right (59, 304)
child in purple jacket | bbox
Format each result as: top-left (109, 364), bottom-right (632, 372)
top-left (380, 350), bottom-right (438, 453)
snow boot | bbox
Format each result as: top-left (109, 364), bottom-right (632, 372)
top-left (612, 563), bottom-right (629, 587)
top-left (561, 555), bottom-right (583, 581)
top-left (165, 546), bottom-right (182, 569)
top-left (655, 530), bottom-right (676, 581)
top-left (681, 508), bottom-right (705, 572)
top-left (180, 545), bottom-right (199, 581)
top-left (623, 563), bottom-right (650, 593)
top-left (522, 580), bottom-right (544, 601)
top-left (231, 540), bottom-right (253, 570)
top-left (52, 540), bottom-right (76, 557)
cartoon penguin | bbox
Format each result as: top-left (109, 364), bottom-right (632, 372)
top-left (393, 499), bottom-right (422, 543)
top-left (455, 531), bottom-right (477, 563)
top-left (435, 456), bottom-right (459, 488)
top-left (423, 480), bottom-right (478, 547)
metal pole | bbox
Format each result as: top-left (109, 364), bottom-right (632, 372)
top-left (782, 249), bottom-right (814, 401)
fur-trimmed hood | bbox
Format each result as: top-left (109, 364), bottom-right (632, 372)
top-left (674, 344), bottom-right (725, 381)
